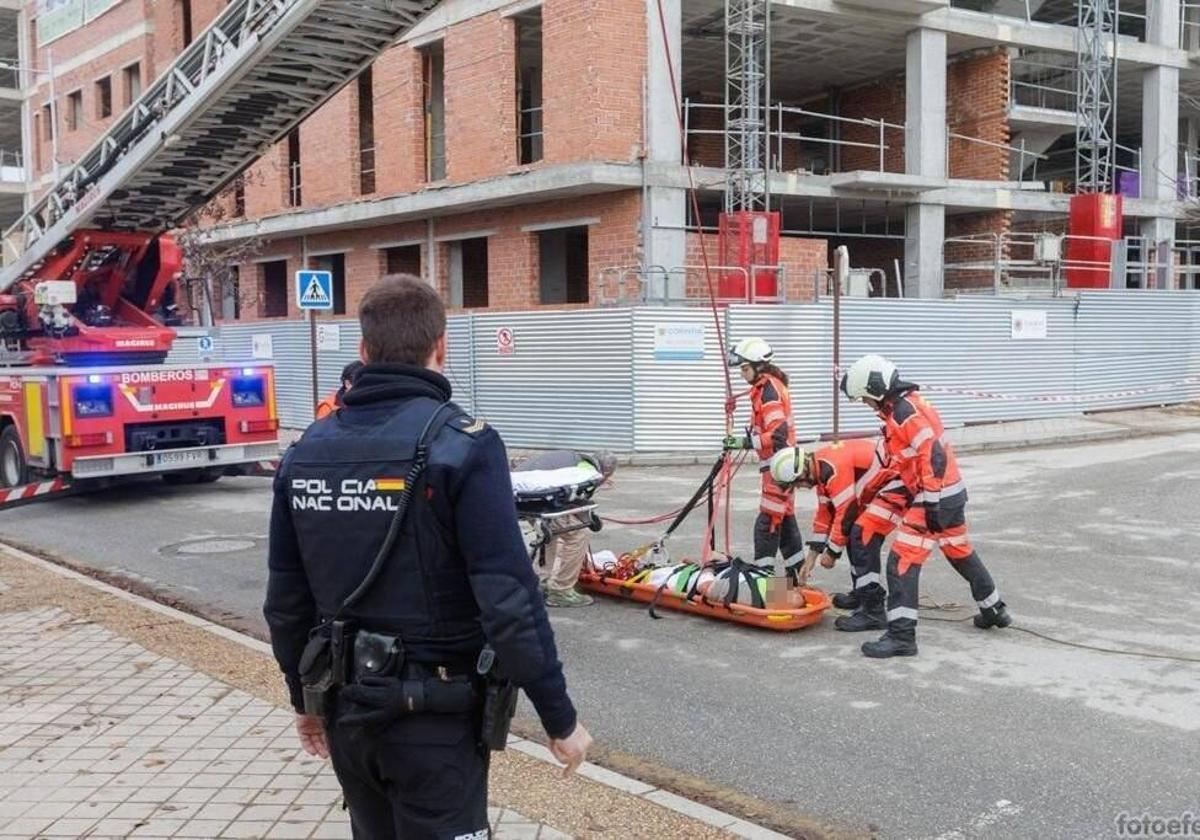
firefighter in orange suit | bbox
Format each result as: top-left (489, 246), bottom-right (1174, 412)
top-left (723, 338), bottom-right (803, 573)
top-left (314, 361), bottom-right (364, 420)
top-left (840, 354), bottom-right (1011, 658)
top-left (768, 438), bottom-right (909, 632)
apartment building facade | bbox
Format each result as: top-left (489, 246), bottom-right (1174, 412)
top-left (6, 0), bottom-right (1200, 320)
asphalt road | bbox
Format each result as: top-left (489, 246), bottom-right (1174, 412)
top-left (4, 434), bottom-right (1200, 840)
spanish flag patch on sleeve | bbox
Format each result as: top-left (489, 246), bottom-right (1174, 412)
top-left (374, 478), bottom-right (407, 492)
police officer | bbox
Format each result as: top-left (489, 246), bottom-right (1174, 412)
top-left (265, 276), bottom-right (591, 839)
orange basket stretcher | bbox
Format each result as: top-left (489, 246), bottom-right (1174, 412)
top-left (577, 560), bottom-right (832, 632)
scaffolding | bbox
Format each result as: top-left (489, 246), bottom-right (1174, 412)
top-left (1075, 0), bottom-right (1119, 193)
top-left (723, 0), bottom-right (769, 212)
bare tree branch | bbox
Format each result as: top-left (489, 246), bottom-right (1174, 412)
top-left (174, 172), bottom-right (266, 323)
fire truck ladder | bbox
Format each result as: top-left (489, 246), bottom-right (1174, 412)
top-left (0, 0), bottom-right (439, 292)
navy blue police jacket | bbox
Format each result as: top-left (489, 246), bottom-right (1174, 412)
top-left (263, 364), bottom-right (577, 739)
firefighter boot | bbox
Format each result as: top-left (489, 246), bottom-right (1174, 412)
top-left (861, 630), bottom-right (918, 658)
top-left (974, 602), bottom-right (1012, 629)
top-left (834, 587), bottom-right (885, 632)
top-left (832, 590), bottom-right (863, 610)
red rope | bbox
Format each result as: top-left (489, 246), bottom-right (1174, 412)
top-left (651, 0), bottom-right (756, 564)
top-left (652, 0), bottom-right (732, 406)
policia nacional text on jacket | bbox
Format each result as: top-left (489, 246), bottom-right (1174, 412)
top-left (263, 276), bottom-right (590, 839)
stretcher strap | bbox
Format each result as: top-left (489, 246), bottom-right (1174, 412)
top-left (662, 453), bottom-right (728, 539)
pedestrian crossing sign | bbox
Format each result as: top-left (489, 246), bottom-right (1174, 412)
top-left (296, 270), bottom-right (334, 311)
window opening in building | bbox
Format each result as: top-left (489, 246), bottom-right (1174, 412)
top-left (122, 63), bottom-right (141, 107)
top-left (66, 90), bottom-right (82, 132)
top-left (384, 244), bottom-right (421, 276)
top-left (262, 261), bottom-right (288, 317)
top-left (515, 10), bottom-right (543, 165)
top-left (221, 266), bottom-right (240, 320)
top-left (314, 253), bottom-right (347, 315)
top-left (358, 67), bottom-right (376, 194)
top-left (181, 0), bottom-right (194, 46)
top-left (449, 238), bottom-right (488, 308)
top-left (95, 76), bottom-right (112, 119)
top-left (421, 43), bottom-right (446, 181)
top-left (287, 129), bottom-right (301, 206)
top-left (538, 226), bottom-right (589, 304)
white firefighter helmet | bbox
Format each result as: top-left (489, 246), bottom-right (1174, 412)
top-left (841, 354), bottom-right (899, 402)
top-left (728, 337), bottom-right (774, 367)
top-left (769, 446), bottom-right (810, 486)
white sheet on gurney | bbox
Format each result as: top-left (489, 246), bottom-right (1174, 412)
top-left (510, 466), bottom-right (600, 494)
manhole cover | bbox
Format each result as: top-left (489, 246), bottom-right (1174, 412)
top-left (160, 536), bottom-right (263, 557)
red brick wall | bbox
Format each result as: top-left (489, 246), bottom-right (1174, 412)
top-left (684, 233), bottom-right (826, 302)
top-left (836, 49), bottom-right (1010, 180)
top-left (947, 49), bottom-right (1010, 181)
top-left (298, 87), bottom-right (356, 207)
top-left (372, 47), bottom-right (425, 195)
top-left (839, 82), bottom-right (906, 175)
top-left (944, 210), bottom-right (1013, 291)
top-left (444, 13), bottom-right (518, 181)
top-left (26, 0), bottom-right (154, 177)
top-left (433, 191), bottom-right (642, 311)
top-left (242, 141), bottom-right (289, 219)
top-left (542, 0), bottom-right (645, 166)
top-left (228, 191), bottom-right (644, 319)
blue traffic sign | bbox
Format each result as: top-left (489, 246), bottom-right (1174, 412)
top-left (296, 270), bottom-right (334, 311)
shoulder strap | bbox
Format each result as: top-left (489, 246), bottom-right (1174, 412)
top-left (335, 401), bottom-right (456, 617)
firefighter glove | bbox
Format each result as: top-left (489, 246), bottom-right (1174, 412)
top-left (722, 434), bottom-right (752, 451)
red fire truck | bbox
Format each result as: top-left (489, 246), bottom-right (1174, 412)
top-left (0, 0), bottom-right (439, 510)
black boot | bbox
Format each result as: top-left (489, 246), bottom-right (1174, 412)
top-left (835, 590), bottom-right (886, 632)
top-left (862, 631), bottom-right (918, 658)
top-left (974, 602), bottom-right (1012, 629)
top-left (832, 590), bottom-right (862, 610)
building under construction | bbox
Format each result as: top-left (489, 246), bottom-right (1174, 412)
top-left (3, 0), bottom-right (1200, 317)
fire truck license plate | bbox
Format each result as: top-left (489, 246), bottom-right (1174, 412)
top-left (155, 450), bottom-right (207, 467)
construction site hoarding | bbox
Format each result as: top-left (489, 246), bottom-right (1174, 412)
top-left (169, 292), bottom-right (1200, 451)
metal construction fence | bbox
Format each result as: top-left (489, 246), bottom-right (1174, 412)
top-left (169, 291), bottom-right (1200, 451)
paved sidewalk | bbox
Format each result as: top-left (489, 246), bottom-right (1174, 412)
top-left (0, 606), bottom-right (568, 840)
top-left (0, 551), bottom-right (801, 840)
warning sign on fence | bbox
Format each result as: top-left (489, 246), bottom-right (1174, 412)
top-left (496, 327), bottom-right (515, 356)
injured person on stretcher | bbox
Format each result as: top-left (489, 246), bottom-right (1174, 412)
top-left (512, 451), bottom-right (616, 608)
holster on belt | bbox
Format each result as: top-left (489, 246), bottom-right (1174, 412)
top-left (476, 646), bottom-right (518, 751)
top-left (299, 620), bottom-right (356, 719)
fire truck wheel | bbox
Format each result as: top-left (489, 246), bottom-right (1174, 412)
top-left (0, 426), bottom-right (28, 489)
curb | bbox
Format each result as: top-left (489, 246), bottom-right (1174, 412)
top-left (0, 541), bottom-right (795, 840)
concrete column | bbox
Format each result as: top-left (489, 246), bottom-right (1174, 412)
top-left (16, 7), bottom-right (33, 201)
top-left (644, 0), bottom-right (685, 293)
top-left (1140, 0), bottom-right (1180, 287)
top-left (904, 28), bottom-right (946, 298)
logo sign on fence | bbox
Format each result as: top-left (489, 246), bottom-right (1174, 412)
top-left (653, 323), bottom-right (706, 361)
top-left (1011, 310), bottom-right (1048, 340)
top-left (197, 335), bottom-right (215, 359)
top-left (316, 324), bottom-right (340, 352)
top-left (252, 334), bottom-right (274, 359)
top-left (296, 270), bottom-right (334, 311)
top-left (496, 327), bottom-right (515, 356)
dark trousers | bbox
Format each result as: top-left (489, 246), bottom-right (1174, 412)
top-left (327, 708), bottom-right (489, 840)
top-left (753, 512), bottom-right (803, 564)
